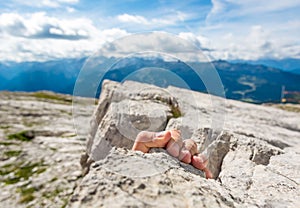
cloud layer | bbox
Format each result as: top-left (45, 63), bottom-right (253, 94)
top-left (0, 12), bottom-right (128, 62)
top-left (204, 0), bottom-right (300, 60)
top-left (0, 12), bottom-right (91, 40)
top-left (0, 0), bottom-right (299, 62)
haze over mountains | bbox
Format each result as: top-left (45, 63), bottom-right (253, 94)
top-left (0, 58), bottom-right (299, 103)
top-left (232, 58), bottom-right (300, 75)
top-left (0, 58), bottom-right (85, 94)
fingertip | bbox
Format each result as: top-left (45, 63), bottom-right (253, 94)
top-left (166, 141), bottom-right (180, 157)
top-left (170, 129), bottom-right (181, 140)
top-left (165, 131), bottom-right (171, 140)
top-left (204, 168), bottom-right (213, 179)
top-left (179, 149), bottom-right (191, 164)
top-left (191, 155), bottom-right (206, 170)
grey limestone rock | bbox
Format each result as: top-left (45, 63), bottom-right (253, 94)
top-left (0, 91), bottom-right (95, 208)
top-left (69, 148), bottom-right (235, 208)
top-left (1, 81), bottom-right (298, 208)
top-left (73, 80), bottom-right (300, 208)
top-left (82, 80), bottom-right (180, 171)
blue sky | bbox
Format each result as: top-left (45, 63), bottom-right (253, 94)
top-left (0, 0), bottom-right (299, 62)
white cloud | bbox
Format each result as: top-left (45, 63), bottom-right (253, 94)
top-left (207, 0), bottom-right (225, 19)
top-left (59, 0), bottom-right (79, 3)
top-left (202, 0), bottom-right (300, 60)
top-left (207, 0), bottom-right (300, 22)
top-left (12, 0), bottom-right (79, 8)
top-left (205, 25), bottom-right (300, 60)
top-left (117, 14), bottom-right (148, 25)
top-left (96, 32), bottom-right (209, 62)
top-left (178, 32), bottom-right (211, 50)
top-left (0, 12), bottom-right (93, 39)
top-left (100, 28), bottom-right (129, 42)
top-left (116, 13), bottom-right (184, 27)
top-left (0, 12), bottom-right (129, 62)
top-left (49, 27), bottom-right (64, 35)
top-left (227, 0), bottom-right (300, 16)
top-left (41, 0), bottom-right (60, 8)
top-left (66, 6), bottom-right (76, 13)
top-left (0, 0), bottom-right (299, 63)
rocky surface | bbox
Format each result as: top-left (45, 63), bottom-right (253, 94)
top-left (0, 91), bottom-right (95, 208)
top-left (75, 80), bottom-right (300, 208)
top-left (1, 81), bottom-right (299, 208)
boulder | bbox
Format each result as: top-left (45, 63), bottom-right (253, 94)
top-left (81, 80), bottom-right (180, 174)
top-left (73, 80), bottom-right (300, 208)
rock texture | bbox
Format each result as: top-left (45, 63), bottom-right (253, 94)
top-left (81, 80), bottom-right (180, 174)
top-left (0, 91), bottom-right (95, 208)
top-left (74, 80), bottom-right (300, 208)
top-left (1, 81), bottom-right (299, 208)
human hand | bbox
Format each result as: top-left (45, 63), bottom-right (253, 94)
top-left (132, 130), bottom-right (212, 179)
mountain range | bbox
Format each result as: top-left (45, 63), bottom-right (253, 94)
top-left (0, 58), bottom-right (85, 94)
top-left (0, 57), bottom-right (299, 103)
top-left (232, 58), bottom-right (300, 74)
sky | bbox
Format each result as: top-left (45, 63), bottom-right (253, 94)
top-left (0, 0), bottom-right (299, 62)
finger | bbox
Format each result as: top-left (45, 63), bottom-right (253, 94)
top-left (178, 148), bottom-right (192, 163)
top-left (166, 129), bottom-right (183, 157)
top-left (170, 129), bottom-right (181, 142)
top-left (182, 139), bottom-right (198, 155)
top-left (132, 131), bottom-right (156, 153)
top-left (177, 139), bottom-right (198, 163)
top-left (191, 154), bottom-right (209, 170)
top-left (204, 168), bottom-right (213, 179)
top-left (149, 131), bottom-right (172, 148)
top-left (166, 140), bottom-right (181, 157)
top-left (132, 131), bottom-right (171, 153)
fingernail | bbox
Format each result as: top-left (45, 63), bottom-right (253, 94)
top-left (166, 142), bottom-right (180, 157)
top-left (180, 150), bottom-right (190, 162)
top-left (181, 149), bottom-right (192, 163)
top-left (155, 131), bottom-right (166, 137)
top-left (173, 142), bottom-right (180, 153)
